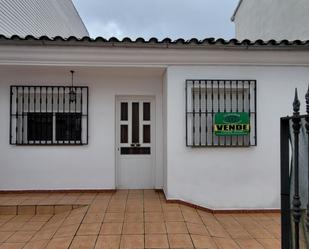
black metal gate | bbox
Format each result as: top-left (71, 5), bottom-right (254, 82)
top-left (281, 88), bottom-right (309, 249)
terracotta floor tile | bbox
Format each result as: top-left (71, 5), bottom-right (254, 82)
top-left (197, 210), bottom-right (216, 220)
top-left (144, 212), bottom-right (164, 222)
top-left (0, 242), bottom-right (25, 249)
top-left (54, 224), bottom-right (79, 238)
top-left (19, 222), bottom-right (45, 231)
top-left (164, 212), bottom-right (184, 222)
top-left (161, 204), bottom-right (181, 212)
top-left (83, 213), bottom-right (105, 224)
top-left (125, 204), bottom-right (143, 213)
top-left (166, 222), bottom-right (188, 234)
top-left (0, 206), bottom-right (17, 215)
top-left (0, 216), bottom-right (15, 224)
top-left (247, 228), bottom-right (275, 239)
top-left (124, 213), bottom-right (143, 222)
top-left (256, 238), bottom-right (280, 249)
top-left (144, 204), bottom-right (162, 212)
top-left (120, 235), bottom-right (144, 249)
top-left (62, 216), bottom-right (84, 226)
top-left (145, 222), bottom-right (166, 234)
top-left (104, 213), bottom-right (124, 223)
top-left (107, 206), bottom-right (125, 213)
top-left (6, 231), bottom-right (35, 243)
top-left (45, 236), bottom-right (73, 249)
top-left (30, 228), bottom-right (56, 241)
top-left (206, 224), bottom-right (230, 238)
top-left (77, 223), bottom-right (101, 235)
top-left (29, 215), bottom-right (52, 222)
top-left (88, 204), bottom-right (108, 214)
top-left (95, 235), bottom-right (120, 249)
top-left (262, 224), bottom-right (281, 238)
top-left (214, 237), bottom-right (241, 249)
top-left (227, 228), bottom-right (252, 239)
top-left (36, 206), bottom-right (54, 215)
top-left (235, 238), bottom-right (264, 249)
top-left (145, 234), bottom-right (169, 248)
top-left (69, 235), bottom-right (97, 249)
top-left (100, 223), bottom-right (123, 235)
top-left (168, 234), bottom-right (193, 248)
top-left (182, 212), bottom-right (203, 224)
top-left (54, 206), bottom-right (72, 214)
top-left (70, 207), bottom-right (88, 215)
top-left (0, 232), bottom-right (14, 243)
top-left (122, 223), bottom-right (144, 235)
top-left (186, 222), bottom-right (209, 235)
top-left (10, 215), bottom-right (33, 223)
top-left (23, 239), bottom-right (49, 249)
top-left (191, 235), bottom-right (218, 249)
top-left (0, 223), bottom-right (25, 232)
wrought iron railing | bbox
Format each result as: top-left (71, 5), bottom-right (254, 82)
top-left (281, 88), bottom-right (309, 249)
top-left (10, 85), bottom-right (89, 145)
top-left (185, 79), bottom-right (257, 147)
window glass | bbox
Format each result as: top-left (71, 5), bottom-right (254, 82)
top-left (27, 113), bottom-right (53, 141)
top-left (121, 125), bottom-right (128, 143)
top-left (143, 102), bottom-right (150, 121)
top-left (143, 125), bottom-right (150, 143)
top-left (121, 102), bottom-right (128, 121)
top-left (56, 113), bottom-right (81, 141)
top-left (132, 102), bottom-right (139, 143)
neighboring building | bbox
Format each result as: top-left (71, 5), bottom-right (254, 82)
top-left (231, 0), bottom-right (309, 41)
top-left (0, 36), bottom-right (308, 212)
top-left (0, 0), bottom-right (88, 38)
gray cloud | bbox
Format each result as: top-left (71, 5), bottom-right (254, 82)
top-left (73, 0), bottom-right (238, 39)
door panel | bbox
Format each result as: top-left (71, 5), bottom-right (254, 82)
top-left (116, 97), bottom-right (154, 189)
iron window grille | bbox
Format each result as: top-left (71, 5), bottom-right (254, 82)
top-left (10, 85), bottom-right (89, 145)
top-left (186, 79), bottom-right (257, 147)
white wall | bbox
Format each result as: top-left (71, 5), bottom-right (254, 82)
top-left (0, 66), bottom-right (163, 190)
top-left (1, 43), bottom-right (309, 209)
top-left (165, 65), bottom-right (309, 210)
top-left (234, 0), bottom-right (309, 40)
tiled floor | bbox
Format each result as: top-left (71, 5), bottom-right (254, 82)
top-left (0, 190), bottom-right (281, 248)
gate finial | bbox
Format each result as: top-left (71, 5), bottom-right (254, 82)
top-left (292, 87), bottom-right (302, 249)
top-left (305, 85), bottom-right (309, 114)
top-left (293, 88), bottom-right (300, 114)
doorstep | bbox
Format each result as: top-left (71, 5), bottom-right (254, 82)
top-left (0, 204), bottom-right (85, 215)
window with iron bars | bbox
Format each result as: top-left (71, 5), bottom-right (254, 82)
top-left (10, 85), bottom-right (89, 145)
top-left (186, 80), bottom-right (257, 147)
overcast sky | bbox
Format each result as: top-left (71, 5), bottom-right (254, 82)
top-left (73, 0), bottom-right (238, 40)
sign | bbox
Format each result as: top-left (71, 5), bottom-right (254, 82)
top-left (214, 112), bottom-right (250, 136)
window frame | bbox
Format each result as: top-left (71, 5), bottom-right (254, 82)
top-left (10, 85), bottom-right (89, 145)
top-left (185, 79), bottom-right (257, 147)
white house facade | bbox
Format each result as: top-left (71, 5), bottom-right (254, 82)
top-left (0, 0), bottom-right (88, 38)
top-left (0, 36), bottom-right (308, 211)
top-left (232, 0), bottom-right (309, 41)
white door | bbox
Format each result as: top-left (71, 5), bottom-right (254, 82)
top-left (116, 96), bottom-right (155, 189)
